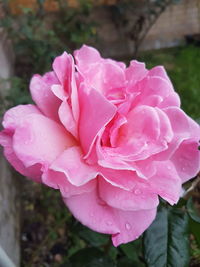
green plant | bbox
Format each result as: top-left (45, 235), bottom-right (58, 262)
top-left (0, 0), bottom-right (96, 108)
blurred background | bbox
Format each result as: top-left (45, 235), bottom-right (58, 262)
top-left (0, 0), bottom-right (199, 266)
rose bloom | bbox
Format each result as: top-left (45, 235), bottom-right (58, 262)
top-left (0, 46), bottom-right (199, 246)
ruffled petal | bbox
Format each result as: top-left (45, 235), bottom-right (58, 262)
top-left (47, 146), bottom-right (98, 186)
top-left (30, 72), bottom-right (61, 121)
top-left (42, 169), bottom-right (96, 198)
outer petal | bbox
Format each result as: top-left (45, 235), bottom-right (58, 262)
top-left (64, 187), bottom-right (157, 246)
top-left (30, 72), bottom-right (61, 121)
top-left (42, 169), bottom-right (96, 198)
top-left (0, 131), bottom-right (42, 182)
top-left (171, 140), bottom-right (200, 183)
top-left (99, 177), bottom-right (159, 211)
top-left (79, 85), bottom-right (116, 156)
top-left (63, 187), bottom-right (120, 235)
top-left (111, 208), bottom-right (157, 246)
top-left (12, 113), bottom-right (75, 169)
top-left (148, 161), bottom-right (182, 205)
top-left (47, 146), bottom-right (98, 186)
top-left (75, 45), bottom-right (125, 95)
top-left (2, 104), bottom-right (41, 131)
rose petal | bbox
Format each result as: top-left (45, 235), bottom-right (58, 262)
top-left (30, 72), bottom-right (61, 121)
top-left (99, 177), bottom-right (159, 211)
top-left (63, 187), bottom-right (120, 235)
top-left (79, 85), bottom-right (116, 156)
top-left (2, 104), bottom-right (41, 131)
top-left (171, 140), bottom-right (200, 183)
top-left (13, 113), bottom-right (75, 169)
top-left (48, 146), bottom-right (98, 186)
top-left (148, 161), bottom-right (182, 205)
top-left (111, 208), bottom-right (157, 246)
top-left (0, 131), bottom-right (42, 182)
top-left (42, 169), bottom-right (96, 198)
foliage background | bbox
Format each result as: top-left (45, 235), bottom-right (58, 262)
top-left (0, 0), bottom-right (200, 266)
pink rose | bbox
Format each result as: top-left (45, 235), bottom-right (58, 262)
top-left (0, 45), bottom-right (199, 246)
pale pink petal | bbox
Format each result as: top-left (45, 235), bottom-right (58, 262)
top-left (75, 45), bottom-right (125, 95)
top-left (74, 45), bottom-right (101, 68)
top-left (30, 72), bottom-right (61, 121)
top-left (154, 107), bottom-right (199, 160)
top-left (0, 131), bottom-right (42, 182)
top-left (53, 52), bottom-right (79, 122)
top-left (149, 65), bottom-right (171, 84)
top-left (79, 86), bottom-right (116, 156)
top-left (12, 113), bottom-right (75, 169)
top-left (99, 177), bottom-right (159, 211)
top-left (2, 104), bottom-right (41, 131)
top-left (111, 208), bottom-right (157, 246)
top-left (58, 101), bottom-right (77, 138)
top-left (64, 187), bottom-right (120, 235)
top-left (148, 161), bottom-right (182, 205)
top-left (48, 146), bottom-right (98, 186)
top-left (126, 60), bottom-right (148, 88)
top-left (171, 140), bottom-right (200, 183)
top-left (42, 169), bottom-right (96, 198)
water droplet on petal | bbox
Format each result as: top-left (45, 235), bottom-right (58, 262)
top-left (90, 212), bottom-right (94, 217)
top-left (106, 221), bottom-right (113, 226)
top-left (125, 223), bottom-right (131, 230)
top-left (134, 189), bottom-right (141, 195)
top-left (182, 167), bottom-right (186, 171)
top-left (167, 166), bottom-right (171, 170)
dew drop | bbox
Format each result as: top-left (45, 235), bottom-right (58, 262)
top-left (182, 167), bottom-right (186, 171)
top-left (167, 166), bottom-right (171, 170)
top-left (134, 189), bottom-right (141, 195)
top-left (125, 223), bottom-right (131, 230)
top-left (90, 212), bottom-right (94, 218)
top-left (106, 221), bottom-right (113, 226)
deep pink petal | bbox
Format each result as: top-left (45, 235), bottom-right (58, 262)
top-left (79, 85), bottom-right (116, 156)
top-left (12, 113), bottom-right (75, 169)
top-left (30, 72), bottom-right (61, 121)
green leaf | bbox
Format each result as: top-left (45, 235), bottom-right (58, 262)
top-left (143, 205), bottom-right (190, 267)
top-left (187, 197), bottom-right (200, 223)
top-left (120, 239), bottom-right (143, 264)
top-left (189, 218), bottom-right (200, 246)
top-left (68, 248), bottom-right (116, 267)
top-left (78, 229), bottom-right (109, 247)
